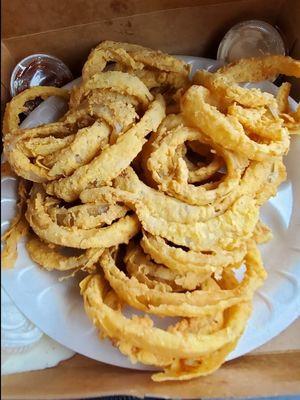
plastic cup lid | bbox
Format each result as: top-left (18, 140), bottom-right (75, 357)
top-left (10, 53), bottom-right (73, 97)
top-left (217, 20), bottom-right (286, 63)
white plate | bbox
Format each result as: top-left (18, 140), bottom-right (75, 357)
top-left (2, 57), bottom-right (300, 370)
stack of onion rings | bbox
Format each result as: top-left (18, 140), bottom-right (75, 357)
top-left (2, 42), bottom-right (299, 381)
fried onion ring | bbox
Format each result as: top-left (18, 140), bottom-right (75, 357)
top-left (134, 194), bottom-right (259, 251)
top-left (48, 201), bottom-right (128, 229)
top-left (25, 184), bottom-right (140, 248)
top-left (82, 40), bottom-right (189, 90)
top-left (3, 86), bottom-right (69, 136)
top-left (106, 244), bottom-right (265, 318)
top-left (181, 85), bottom-right (290, 161)
top-left (81, 241), bottom-right (264, 380)
top-left (146, 115), bottom-right (248, 205)
top-left (81, 273), bottom-right (250, 357)
top-left (217, 55), bottom-right (300, 83)
top-left (4, 121), bottom-right (82, 182)
top-left (70, 71), bottom-right (153, 109)
top-left (193, 70), bottom-right (275, 108)
top-left (45, 95), bottom-right (165, 201)
top-left (277, 82), bottom-right (292, 114)
top-left (112, 158), bottom-right (284, 230)
top-left (141, 230), bottom-right (247, 283)
top-left (26, 234), bottom-right (103, 272)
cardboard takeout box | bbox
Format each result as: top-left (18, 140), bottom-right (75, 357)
top-left (1, 0), bottom-right (300, 398)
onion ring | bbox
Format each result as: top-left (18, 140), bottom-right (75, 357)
top-left (193, 70), bottom-right (275, 108)
top-left (25, 184), bottom-right (140, 248)
top-left (70, 71), bottom-right (153, 110)
top-left (81, 241), bottom-right (264, 380)
top-left (217, 55), bottom-right (300, 83)
top-left (48, 201), bottom-right (128, 229)
top-left (125, 241), bottom-right (188, 291)
top-left (43, 121), bottom-right (111, 177)
top-left (146, 115), bottom-right (248, 205)
top-left (45, 95), bottom-right (165, 201)
top-left (181, 85), bottom-right (290, 161)
top-left (82, 40), bottom-right (189, 90)
top-left (26, 234), bottom-right (103, 272)
top-left (227, 103), bottom-right (285, 141)
top-left (133, 195), bottom-right (258, 251)
top-left (100, 242), bottom-right (265, 317)
top-left (81, 273), bottom-right (250, 357)
top-left (141, 230), bottom-right (247, 282)
top-left (4, 122), bottom-right (79, 182)
top-left (277, 82), bottom-right (291, 114)
top-left (3, 86), bottom-right (69, 136)
top-left (113, 158), bottom-right (284, 227)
